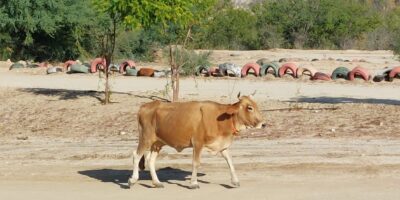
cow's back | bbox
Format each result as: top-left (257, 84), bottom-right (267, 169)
top-left (138, 100), bottom-right (232, 151)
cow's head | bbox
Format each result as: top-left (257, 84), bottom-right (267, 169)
top-left (228, 93), bottom-right (266, 130)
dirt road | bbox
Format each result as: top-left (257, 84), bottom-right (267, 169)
top-left (1, 137), bottom-right (400, 200)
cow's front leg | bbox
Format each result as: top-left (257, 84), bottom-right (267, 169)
top-left (190, 145), bottom-right (202, 189)
top-left (221, 149), bottom-right (240, 187)
top-left (149, 150), bottom-right (164, 188)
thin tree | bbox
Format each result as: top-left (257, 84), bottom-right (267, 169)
top-left (97, 0), bottom-right (215, 102)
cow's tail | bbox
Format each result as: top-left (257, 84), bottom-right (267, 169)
top-left (137, 113), bottom-right (146, 171)
top-left (139, 156), bottom-right (145, 170)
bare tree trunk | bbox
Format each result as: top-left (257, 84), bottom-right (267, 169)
top-left (169, 44), bottom-right (178, 102)
top-left (103, 17), bottom-right (117, 104)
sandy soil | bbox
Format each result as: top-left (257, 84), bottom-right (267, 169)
top-left (1, 49), bottom-right (400, 199)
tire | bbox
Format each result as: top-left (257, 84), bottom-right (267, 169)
top-left (260, 62), bottom-right (279, 77)
top-left (108, 64), bottom-right (120, 72)
top-left (241, 63), bottom-right (261, 77)
top-left (388, 66), bottom-right (400, 82)
top-left (9, 63), bottom-right (25, 70)
top-left (70, 64), bottom-right (90, 73)
top-left (196, 65), bottom-right (210, 76)
top-left (27, 63), bottom-right (40, 68)
top-left (373, 75), bottom-right (385, 82)
top-left (331, 67), bottom-right (350, 80)
top-left (208, 67), bottom-right (220, 77)
top-left (311, 72), bottom-right (331, 81)
top-left (119, 60), bottom-right (136, 74)
top-left (90, 57), bottom-right (106, 73)
top-left (278, 63), bottom-right (298, 78)
top-left (64, 60), bottom-right (77, 71)
top-left (296, 67), bottom-right (317, 78)
top-left (125, 68), bottom-right (138, 76)
top-left (348, 66), bottom-right (370, 81)
top-left (47, 67), bottom-right (63, 74)
top-left (137, 68), bottom-right (155, 77)
top-left (373, 67), bottom-right (394, 82)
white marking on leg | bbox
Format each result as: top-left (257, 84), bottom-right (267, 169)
top-left (129, 149), bottom-right (143, 186)
top-left (221, 149), bottom-right (239, 186)
top-left (190, 145), bottom-right (202, 189)
top-left (149, 151), bottom-right (163, 187)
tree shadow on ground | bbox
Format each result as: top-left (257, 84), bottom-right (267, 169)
top-left (287, 96), bottom-right (400, 106)
top-left (18, 88), bottom-right (170, 103)
top-left (18, 88), bottom-right (104, 102)
top-left (78, 167), bottom-right (206, 189)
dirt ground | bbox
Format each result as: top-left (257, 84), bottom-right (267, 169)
top-left (1, 49), bottom-right (400, 200)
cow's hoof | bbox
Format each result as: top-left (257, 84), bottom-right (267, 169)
top-left (153, 183), bottom-right (164, 188)
top-left (189, 184), bottom-right (200, 189)
top-left (232, 181), bottom-right (240, 187)
top-left (128, 178), bottom-right (137, 188)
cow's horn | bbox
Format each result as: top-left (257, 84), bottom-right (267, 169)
top-left (249, 90), bottom-right (257, 98)
top-left (237, 92), bottom-right (241, 99)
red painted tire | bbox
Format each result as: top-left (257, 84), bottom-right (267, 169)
top-left (137, 68), bottom-right (155, 77)
top-left (388, 66), bottom-right (400, 81)
top-left (279, 63), bottom-right (298, 78)
top-left (119, 60), bottom-right (136, 74)
top-left (209, 67), bottom-right (220, 76)
top-left (90, 57), bottom-right (107, 73)
top-left (64, 60), bottom-right (77, 71)
top-left (311, 72), bottom-right (332, 81)
top-left (348, 66), bottom-right (370, 81)
top-left (296, 67), bottom-right (317, 78)
top-left (241, 63), bottom-right (261, 77)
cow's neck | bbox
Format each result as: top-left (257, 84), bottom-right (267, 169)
top-left (231, 114), bottom-right (244, 135)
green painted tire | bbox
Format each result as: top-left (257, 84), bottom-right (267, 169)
top-left (125, 68), bottom-right (138, 76)
top-left (260, 62), bottom-right (279, 77)
top-left (331, 67), bottom-right (349, 80)
top-left (69, 64), bottom-right (90, 73)
top-left (9, 63), bottom-right (25, 70)
top-left (27, 63), bottom-right (40, 68)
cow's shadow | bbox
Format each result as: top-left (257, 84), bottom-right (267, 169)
top-left (78, 167), bottom-right (206, 189)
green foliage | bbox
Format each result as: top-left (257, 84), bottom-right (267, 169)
top-left (252, 0), bottom-right (380, 49)
top-left (196, 6), bottom-right (258, 49)
top-left (0, 0), bottom-right (104, 61)
top-left (167, 48), bottom-right (212, 76)
top-left (3, 0), bottom-right (400, 61)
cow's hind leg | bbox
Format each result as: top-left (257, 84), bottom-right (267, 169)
top-left (221, 149), bottom-right (240, 187)
top-left (128, 143), bottom-right (147, 187)
top-left (189, 144), bottom-right (203, 189)
top-left (149, 142), bottom-right (164, 188)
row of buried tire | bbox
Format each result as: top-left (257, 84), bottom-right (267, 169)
top-left (9, 57), bottom-right (400, 81)
top-left (197, 59), bottom-right (400, 82)
top-left (9, 58), bottom-right (166, 77)
top-left (63, 59), bottom-right (168, 77)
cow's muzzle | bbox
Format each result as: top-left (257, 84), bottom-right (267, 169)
top-left (261, 123), bottom-right (267, 128)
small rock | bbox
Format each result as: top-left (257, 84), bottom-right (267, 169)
top-left (331, 128), bottom-right (336, 132)
top-left (279, 58), bottom-right (288, 62)
top-left (120, 131), bottom-right (126, 135)
top-left (17, 136), bottom-right (28, 140)
top-left (379, 122), bottom-right (384, 126)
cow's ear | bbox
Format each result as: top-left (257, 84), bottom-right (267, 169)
top-left (227, 104), bottom-right (240, 115)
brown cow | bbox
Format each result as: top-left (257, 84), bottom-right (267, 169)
top-left (128, 94), bottom-right (266, 189)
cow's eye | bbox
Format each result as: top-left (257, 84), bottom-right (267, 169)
top-left (247, 106), bottom-right (254, 112)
